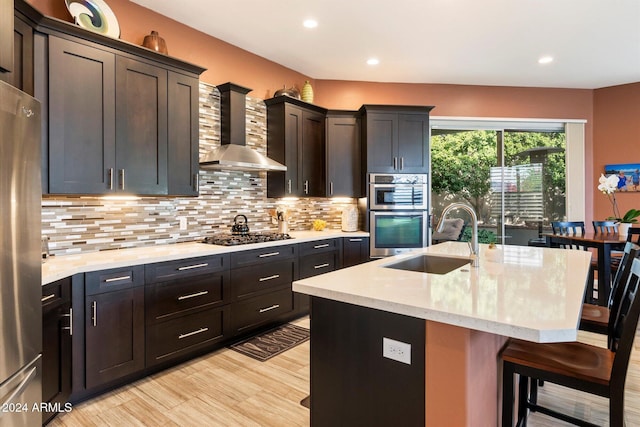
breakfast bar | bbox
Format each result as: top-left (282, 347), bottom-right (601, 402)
top-left (293, 242), bottom-right (593, 426)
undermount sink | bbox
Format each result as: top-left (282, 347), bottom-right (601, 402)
top-left (383, 254), bottom-right (471, 275)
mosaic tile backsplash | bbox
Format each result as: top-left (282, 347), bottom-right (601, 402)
top-left (42, 82), bottom-right (358, 255)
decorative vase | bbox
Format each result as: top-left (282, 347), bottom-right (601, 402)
top-left (142, 30), bottom-right (168, 55)
top-left (341, 205), bottom-right (358, 232)
top-left (618, 222), bottom-right (632, 237)
top-left (301, 80), bottom-right (314, 103)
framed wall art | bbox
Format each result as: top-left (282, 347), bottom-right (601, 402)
top-left (604, 163), bottom-right (640, 192)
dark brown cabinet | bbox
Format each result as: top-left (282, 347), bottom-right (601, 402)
top-left (296, 238), bottom-right (341, 314)
top-left (84, 266), bottom-right (145, 390)
top-left (360, 105), bottom-right (433, 174)
top-left (266, 96), bottom-right (327, 197)
top-left (230, 245), bottom-right (297, 334)
top-left (42, 277), bottom-right (72, 425)
top-left (342, 237), bottom-right (370, 267)
top-left (326, 111), bottom-right (362, 197)
top-left (145, 255), bottom-right (231, 367)
top-left (0, 13), bottom-right (33, 93)
top-left (0, 0), bottom-right (13, 73)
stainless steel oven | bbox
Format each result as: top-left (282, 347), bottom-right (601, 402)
top-left (369, 210), bottom-right (429, 257)
top-left (369, 173), bottom-right (428, 210)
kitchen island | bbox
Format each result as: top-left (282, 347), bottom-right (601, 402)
top-left (292, 242), bottom-right (592, 426)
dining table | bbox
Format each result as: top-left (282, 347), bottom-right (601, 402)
top-left (543, 231), bottom-right (627, 306)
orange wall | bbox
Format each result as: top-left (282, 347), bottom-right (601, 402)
top-left (31, 0), bottom-right (640, 222)
top-left (593, 83), bottom-right (640, 220)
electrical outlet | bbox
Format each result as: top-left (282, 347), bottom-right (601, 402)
top-left (178, 217), bottom-right (188, 230)
top-left (382, 337), bottom-right (411, 365)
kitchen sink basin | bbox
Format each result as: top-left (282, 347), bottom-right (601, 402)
top-left (383, 254), bottom-right (471, 275)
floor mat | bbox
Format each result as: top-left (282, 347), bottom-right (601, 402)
top-left (229, 323), bottom-right (310, 362)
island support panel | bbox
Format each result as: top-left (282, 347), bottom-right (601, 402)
top-left (310, 297), bottom-right (425, 426)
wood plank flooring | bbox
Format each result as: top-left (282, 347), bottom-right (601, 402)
top-left (49, 318), bottom-right (640, 427)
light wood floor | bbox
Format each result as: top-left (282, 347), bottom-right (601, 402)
top-left (49, 318), bottom-right (640, 427)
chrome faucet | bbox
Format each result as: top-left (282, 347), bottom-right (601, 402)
top-left (436, 202), bottom-right (479, 267)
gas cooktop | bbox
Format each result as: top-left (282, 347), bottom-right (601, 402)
top-left (202, 232), bottom-right (292, 246)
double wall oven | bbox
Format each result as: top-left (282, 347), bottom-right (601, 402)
top-left (368, 173), bottom-right (429, 257)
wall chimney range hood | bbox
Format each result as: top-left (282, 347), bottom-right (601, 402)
top-left (199, 82), bottom-right (286, 172)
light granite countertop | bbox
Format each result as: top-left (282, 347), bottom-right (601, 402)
top-left (42, 230), bottom-right (368, 286)
top-left (293, 241), bottom-right (592, 343)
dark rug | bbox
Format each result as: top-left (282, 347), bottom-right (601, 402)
top-left (300, 395), bottom-right (310, 409)
top-left (229, 324), bottom-right (310, 362)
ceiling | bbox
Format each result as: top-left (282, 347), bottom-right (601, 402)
top-left (131, 0), bottom-right (640, 89)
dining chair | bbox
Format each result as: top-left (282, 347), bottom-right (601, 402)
top-left (551, 221), bottom-right (597, 302)
top-left (627, 227), bottom-right (640, 244)
top-left (501, 251), bottom-right (640, 427)
top-left (593, 220), bottom-right (618, 234)
top-left (579, 241), bottom-right (639, 334)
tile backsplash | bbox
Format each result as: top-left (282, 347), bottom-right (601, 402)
top-left (42, 82), bottom-right (358, 255)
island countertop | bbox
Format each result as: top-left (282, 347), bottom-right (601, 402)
top-left (293, 241), bottom-right (592, 343)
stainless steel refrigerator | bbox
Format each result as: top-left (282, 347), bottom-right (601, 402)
top-left (0, 80), bottom-right (42, 426)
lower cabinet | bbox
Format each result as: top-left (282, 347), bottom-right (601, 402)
top-left (144, 255), bottom-right (231, 367)
top-left (42, 277), bottom-right (72, 425)
top-left (296, 238), bottom-right (341, 314)
top-left (342, 237), bottom-right (370, 267)
top-left (84, 266), bottom-right (145, 390)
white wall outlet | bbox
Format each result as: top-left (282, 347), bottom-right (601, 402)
top-left (178, 217), bottom-right (188, 230)
top-left (382, 337), bottom-right (411, 365)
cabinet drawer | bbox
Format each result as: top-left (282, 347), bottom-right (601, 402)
top-left (298, 238), bottom-right (339, 256)
top-left (299, 252), bottom-right (338, 279)
top-left (232, 260), bottom-right (294, 299)
top-left (230, 244), bottom-right (297, 268)
top-left (42, 277), bottom-right (71, 311)
top-left (233, 288), bottom-right (294, 333)
top-left (146, 306), bottom-right (229, 367)
top-left (145, 271), bottom-right (230, 323)
top-left (85, 265), bottom-right (144, 296)
top-left (145, 254), bottom-right (228, 283)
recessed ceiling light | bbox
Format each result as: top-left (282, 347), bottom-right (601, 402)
top-left (538, 56), bottom-right (554, 64)
top-left (303, 19), bottom-right (318, 29)
top-left (367, 58), bottom-right (380, 66)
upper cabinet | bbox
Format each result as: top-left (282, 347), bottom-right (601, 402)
top-left (360, 105), bottom-right (434, 174)
top-left (326, 111), bottom-right (362, 198)
top-left (0, 0), bottom-right (13, 73)
top-left (12, 0), bottom-right (205, 196)
top-left (0, 11), bottom-right (33, 93)
top-left (265, 96), bottom-right (327, 198)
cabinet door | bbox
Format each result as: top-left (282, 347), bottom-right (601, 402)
top-left (48, 36), bottom-right (116, 194)
top-left (168, 71), bottom-right (199, 196)
top-left (283, 104), bottom-right (302, 195)
top-left (115, 57), bottom-right (168, 195)
top-left (301, 110), bottom-right (326, 196)
top-left (366, 112), bottom-right (397, 173)
top-left (85, 287), bottom-right (144, 389)
top-left (342, 237), bottom-right (370, 268)
top-left (0, 15), bottom-right (33, 94)
top-left (397, 113), bottom-right (429, 172)
top-left (0, 0), bottom-right (12, 73)
top-left (327, 114), bottom-right (361, 197)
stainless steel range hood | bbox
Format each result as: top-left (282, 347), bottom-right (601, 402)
top-left (199, 82), bottom-right (286, 172)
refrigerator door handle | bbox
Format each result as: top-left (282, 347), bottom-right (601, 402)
top-left (0, 366), bottom-right (37, 407)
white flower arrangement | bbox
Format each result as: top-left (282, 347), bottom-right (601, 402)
top-left (598, 173), bottom-right (640, 223)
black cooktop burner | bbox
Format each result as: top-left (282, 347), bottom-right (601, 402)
top-left (202, 232), bottom-right (292, 246)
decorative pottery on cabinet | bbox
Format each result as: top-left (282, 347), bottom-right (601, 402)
top-left (64, 0), bottom-right (120, 38)
top-left (142, 31), bottom-right (168, 55)
top-left (301, 80), bottom-right (314, 103)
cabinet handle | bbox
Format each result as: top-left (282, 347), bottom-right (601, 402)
top-left (62, 308), bottom-right (73, 336)
top-left (258, 251), bottom-right (280, 258)
top-left (288, 179), bottom-right (292, 194)
top-left (193, 173), bottom-right (199, 192)
top-left (177, 263), bottom-right (209, 271)
top-left (349, 238), bottom-right (363, 242)
top-left (177, 290), bottom-right (209, 301)
top-left (259, 274), bottom-right (280, 282)
top-left (119, 169), bottom-right (125, 190)
top-left (91, 301), bottom-right (97, 327)
top-left (314, 244), bottom-right (330, 249)
top-left (304, 180), bottom-right (309, 194)
top-left (259, 304), bottom-right (280, 313)
top-left (393, 157), bottom-right (398, 170)
top-left (400, 157), bottom-right (404, 170)
top-left (330, 182), bottom-right (334, 195)
top-left (41, 293), bottom-right (56, 303)
top-left (108, 168), bottom-right (114, 190)
top-left (178, 327), bottom-right (209, 339)
top-left (314, 263), bottom-right (330, 269)
top-left (105, 275), bottom-right (131, 283)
